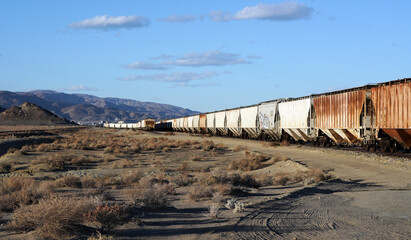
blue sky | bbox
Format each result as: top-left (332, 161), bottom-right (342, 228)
top-left (1, 0), bottom-right (410, 112)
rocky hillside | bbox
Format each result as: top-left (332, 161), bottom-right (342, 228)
top-left (0, 90), bottom-right (198, 124)
top-left (0, 102), bottom-right (73, 125)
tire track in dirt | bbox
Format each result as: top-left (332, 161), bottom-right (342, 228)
top-left (234, 180), bottom-right (410, 240)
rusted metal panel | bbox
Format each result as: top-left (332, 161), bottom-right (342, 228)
top-left (313, 90), bottom-right (365, 129)
top-left (215, 111), bottom-right (225, 129)
top-left (199, 114), bottom-right (207, 129)
top-left (371, 81), bottom-right (410, 129)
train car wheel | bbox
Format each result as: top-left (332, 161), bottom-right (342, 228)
top-left (389, 142), bottom-right (397, 153)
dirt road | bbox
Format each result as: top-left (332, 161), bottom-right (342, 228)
top-left (164, 132), bottom-right (411, 239)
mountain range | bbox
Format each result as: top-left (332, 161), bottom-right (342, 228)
top-left (0, 90), bottom-right (199, 124)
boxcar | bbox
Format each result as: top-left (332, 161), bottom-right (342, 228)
top-left (240, 105), bottom-right (259, 138)
top-left (278, 97), bottom-right (314, 142)
top-left (187, 116), bottom-right (194, 132)
top-left (183, 117), bottom-right (189, 132)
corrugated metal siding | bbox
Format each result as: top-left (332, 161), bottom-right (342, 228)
top-left (215, 111), bottom-right (225, 128)
top-left (240, 106), bottom-right (258, 128)
top-left (206, 113), bottom-right (215, 128)
top-left (226, 109), bottom-right (240, 128)
top-left (371, 81), bottom-right (410, 129)
top-left (200, 114), bottom-right (207, 129)
top-left (279, 98), bottom-right (311, 128)
top-left (259, 101), bottom-right (278, 130)
top-left (313, 90), bottom-right (365, 129)
top-left (193, 115), bottom-right (200, 128)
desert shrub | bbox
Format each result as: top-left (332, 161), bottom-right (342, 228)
top-left (35, 154), bottom-right (66, 171)
top-left (233, 145), bottom-right (248, 152)
top-left (85, 203), bottom-right (129, 232)
top-left (213, 183), bottom-right (233, 195)
top-left (55, 175), bottom-right (82, 188)
top-left (177, 162), bottom-right (189, 172)
top-left (7, 197), bottom-right (95, 239)
top-left (169, 174), bottom-right (195, 187)
top-left (272, 154), bottom-right (290, 162)
top-left (70, 156), bottom-right (92, 166)
top-left (0, 177), bottom-right (53, 212)
top-left (190, 155), bottom-right (203, 161)
top-left (229, 152), bottom-right (270, 171)
top-left (230, 174), bottom-right (261, 188)
top-left (187, 185), bottom-right (214, 201)
top-left (273, 169), bottom-right (332, 186)
top-left (121, 170), bottom-right (144, 186)
top-left (205, 203), bottom-right (220, 219)
top-left (0, 162), bottom-right (12, 173)
top-left (81, 176), bottom-right (98, 188)
top-left (127, 184), bottom-right (170, 209)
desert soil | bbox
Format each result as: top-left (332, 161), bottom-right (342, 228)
top-left (0, 128), bottom-right (410, 240)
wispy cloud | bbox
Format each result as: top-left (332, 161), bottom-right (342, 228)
top-left (59, 85), bottom-right (98, 92)
top-left (118, 71), bottom-right (219, 83)
top-left (69, 15), bottom-right (149, 30)
top-left (149, 54), bottom-right (174, 60)
top-left (163, 50), bottom-right (250, 67)
top-left (232, 2), bottom-right (314, 21)
top-left (122, 62), bottom-right (168, 70)
top-left (247, 55), bottom-right (262, 59)
top-left (158, 15), bottom-right (202, 23)
top-left (172, 81), bottom-right (220, 88)
top-left (209, 11), bottom-right (232, 22)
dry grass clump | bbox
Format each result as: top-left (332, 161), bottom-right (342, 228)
top-left (163, 132), bottom-right (175, 136)
top-left (233, 145), bottom-right (248, 152)
top-left (70, 156), bottom-right (93, 166)
top-left (196, 170), bottom-right (261, 189)
top-left (7, 196), bottom-right (96, 239)
top-left (187, 185), bottom-right (214, 201)
top-left (0, 177), bottom-right (54, 212)
top-left (190, 155), bottom-right (204, 161)
top-left (121, 169), bottom-right (144, 186)
top-left (262, 141), bottom-right (280, 147)
top-left (34, 154), bottom-right (67, 171)
top-left (127, 184), bottom-right (171, 209)
top-left (0, 162), bottom-right (12, 173)
top-left (272, 154), bottom-right (290, 162)
top-left (55, 175), bottom-right (82, 188)
top-left (273, 169), bottom-right (332, 186)
top-left (229, 152), bottom-right (271, 171)
top-left (85, 203), bottom-right (130, 232)
top-left (205, 203), bottom-right (220, 219)
top-left (169, 173), bottom-right (195, 187)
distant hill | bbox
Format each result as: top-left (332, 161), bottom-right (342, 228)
top-left (0, 102), bottom-right (73, 125)
top-left (0, 90), bottom-right (199, 124)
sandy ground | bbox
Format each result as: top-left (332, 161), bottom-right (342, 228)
top-left (0, 129), bottom-right (410, 239)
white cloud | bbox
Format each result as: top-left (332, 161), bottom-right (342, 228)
top-left (163, 50), bottom-right (250, 67)
top-left (149, 54), bottom-right (174, 60)
top-left (233, 2), bottom-right (314, 21)
top-left (172, 81), bottom-right (220, 88)
top-left (122, 62), bottom-right (168, 70)
top-left (60, 85), bottom-right (98, 92)
top-left (69, 15), bottom-right (149, 30)
top-left (159, 15), bottom-right (201, 23)
top-left (118, 71), bottom-right (219, 83)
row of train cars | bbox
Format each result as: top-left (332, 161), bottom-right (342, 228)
top-left (104, 78), bottom-right (410, 153)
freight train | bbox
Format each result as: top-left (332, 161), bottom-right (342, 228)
top-left (104, 78), bottom-right (410, 152)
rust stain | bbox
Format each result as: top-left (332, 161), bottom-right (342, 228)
top-left (199, 114), bottom-right (207, 130)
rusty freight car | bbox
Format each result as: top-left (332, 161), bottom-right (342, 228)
top-left (371, 79), bottom-right (410, 151)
